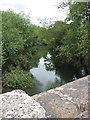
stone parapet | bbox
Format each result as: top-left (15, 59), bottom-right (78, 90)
top-left (32, 75), bottom-right (89, 118)
top-left (0, 75), bottom-right (89, 119)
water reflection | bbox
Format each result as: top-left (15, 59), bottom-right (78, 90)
top-left (25, 52), bottom-right (86, 96)
top-left (81, 67), bottom-right (86, 76)
top-left (30, 53), bottom-right (61, 91)
top-left (3, 49), bottom-right (87, 95)
top-left (44, 53), bottom-right (55, 71)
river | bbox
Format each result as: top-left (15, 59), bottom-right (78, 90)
top-left (24, 52), bottom-right (86, 96)
top-left (2, 47), bottom-right (86, 96)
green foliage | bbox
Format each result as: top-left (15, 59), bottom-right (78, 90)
top-left (67, 2), bottom-right (89, 25)
top-left (48, 21), bottom-right (68, 48)
top-left (3, 69), bottom-right (35, 88)
top-left (32, 25), bottom-right (49, 45)
top-left (47, 2), bottom-right (90, 73)
top-left (2, 3), bottom-right (90, 90)
top-left (2, 10), bottom-right (41, 88)
top-left (2, 10), bottom-right (39, 72)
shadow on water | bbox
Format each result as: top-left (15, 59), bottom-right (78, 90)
top-left (3, 47), bottom-right (87, 96)
top-left (25, 50), bottom-right (86, 96)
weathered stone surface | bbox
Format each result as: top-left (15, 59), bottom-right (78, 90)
top-left (0, 75), bottom-right (89, 118)
top-left (77, 111), bottom-right (88, 118)
top-left (0, 90), bottom-right (46, 118)
top-left (53, 76), bottom-right (88, 114)
top-left (33, 92), bottom-right (78, 118)
top-left (32, 75), bottom-right (89, 118)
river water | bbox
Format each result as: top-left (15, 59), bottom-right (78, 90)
top-left (25, 52), bottom-right (86, 96)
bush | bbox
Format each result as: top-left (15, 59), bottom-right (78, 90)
top-left (3, 69), bottom-right (35, 88)
top-left (2, 10), bottom-right (39, 72)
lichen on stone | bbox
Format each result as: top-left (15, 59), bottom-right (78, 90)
top-left (0, 90), bottom-right (46, 118)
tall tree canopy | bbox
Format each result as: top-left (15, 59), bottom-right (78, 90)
top-left (1, 10), bottom-right (40, 88)
top-left (2, 10), bottom-right (39, 72)
top-left (47, 1), bottom-right (90, 73)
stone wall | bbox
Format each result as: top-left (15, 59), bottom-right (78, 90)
top-left (0, 90), bottom-right (46, 118)
top-left (0, 75), bottom-right (89, 119)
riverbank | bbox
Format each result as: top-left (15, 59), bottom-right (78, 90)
top-left (0, 75), bottom-right (89, 118)
top-left (2, 46), bottom-right (48, 92)
top-left (3, 50), bottom-right (87, 96)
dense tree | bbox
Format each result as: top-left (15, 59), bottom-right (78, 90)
top-left (47, 1), bottom-right (90, 73)
top-left (1, 1), bottom-right (90, 89)
top-left (2, 10), bottom-right (40, 88)
top-left (2, 10), bottom-right (39, 71)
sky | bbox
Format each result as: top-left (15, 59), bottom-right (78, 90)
top-left (0, 0), bottom-right (69, 26)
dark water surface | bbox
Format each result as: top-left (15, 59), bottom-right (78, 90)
top-left (3, 47), bottom-right (86, 96)
top-left (24, 52), bottom-right (86, 96)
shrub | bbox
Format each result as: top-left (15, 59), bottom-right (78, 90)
top-left (3, 69), bottom-right (35, 88)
